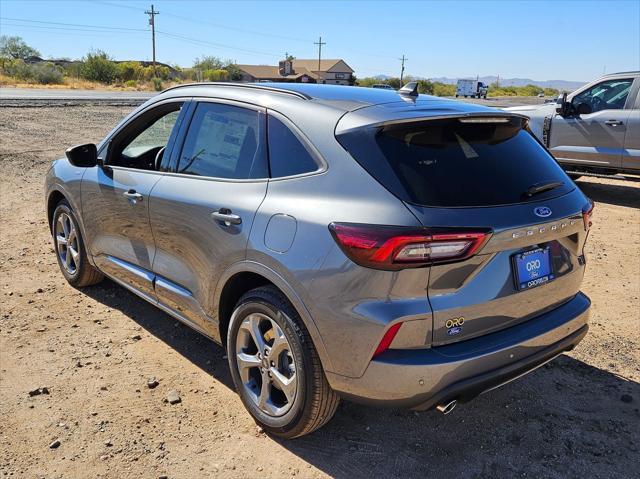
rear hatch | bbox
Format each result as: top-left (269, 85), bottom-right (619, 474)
top-left (336, 105), bottom-right (592, 346)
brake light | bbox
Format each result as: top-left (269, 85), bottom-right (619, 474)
top-left (582, 200), bottom-right (594, 231)
top-left (372, 323), bottom-right (402, 358)
top-left (329, 223), bottom-right (491, 270)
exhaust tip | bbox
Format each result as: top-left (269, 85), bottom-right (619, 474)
top-left (436, 399), bottom-right (457, 415)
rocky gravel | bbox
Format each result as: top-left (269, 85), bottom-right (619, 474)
top-left (0, 105), bottom-right (639, 478)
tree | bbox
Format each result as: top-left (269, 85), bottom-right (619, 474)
top-left (0, 35), bottom-right (40, 60)
top-left (193, 56), bottom-right (225, 71)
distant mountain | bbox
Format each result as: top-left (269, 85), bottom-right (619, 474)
top-left (428, 76), bottom-right (586, 91)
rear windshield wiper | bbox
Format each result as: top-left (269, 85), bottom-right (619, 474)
top-left (523, 181), bottom-right (564, 198)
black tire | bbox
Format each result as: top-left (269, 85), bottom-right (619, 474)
top-left (227, 286), bottom-right (339, 438)
top-left (51, 199), bottom-right (103, 287)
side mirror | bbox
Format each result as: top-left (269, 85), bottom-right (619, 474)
top-left (576, 102), bottom-right (592, 115)
top-left (555, 92), bottom-right (569, 116)
top-left (65, 143), bottom-right (97, 167)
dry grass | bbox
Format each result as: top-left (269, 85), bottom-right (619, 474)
top-left (0, 73), bottom-right (183, 92)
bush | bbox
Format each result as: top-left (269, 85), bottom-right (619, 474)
top-left (81, 50), bottom-right (117, 84)
top-left (116, 61), bottom-right (143, 82)
top-left (1, 59), bottom-right (63, 84)
top-left (124, 79), bottom-right (137, 88)
top-left (151, 77), bottom-right (163, 91)
top-left (204, 69), bottom-right (229, 81)
top-left (30, 62), bottom-right (64, 84)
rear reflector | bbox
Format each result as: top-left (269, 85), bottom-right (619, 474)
top-left (329, 223), bottom-right (491, 270)
top-left (582, 200), bottom-right (594, 231)
top-left (372, 323), bottom-right (402, 358)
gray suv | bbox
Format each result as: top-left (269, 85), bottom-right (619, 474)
top-left (506, 71), bottom-right (640, 178)
top-left (45, 83), bottom-right (593, 438)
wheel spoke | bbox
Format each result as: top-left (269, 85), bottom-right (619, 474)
top-left (62, 215), bottom-right (70, 237)
top-left (67, 228), bottom-right (76, 247)
top-left (64, 248), bottom-right (72, 268)
top-left (248, 315), bottom-right (266, 352)
top-left (269, 325), bottom-right (288, 358)
top-left (237, 352), bottom-right (260, 372)
top-left (258, 374), bottom-right (270, 410)
top-left (56, 234), bottom-right (67, 247)
top-left (69, 246), bottom-right (80, 267)
top-left (270, 367), bottom-right (296, 402)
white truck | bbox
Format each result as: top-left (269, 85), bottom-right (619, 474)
top-left (456, 79), bottom-right (488, 99)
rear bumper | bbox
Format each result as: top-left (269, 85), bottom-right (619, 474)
top-left (327, 292), bottom-right (590, 409)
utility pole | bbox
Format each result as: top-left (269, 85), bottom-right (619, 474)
top-left (399, 55), bottom-right (407, 84)
top-left (145, 4), bottom-right (159, 76)
top-left (314, 36), bottom-right (326, 80)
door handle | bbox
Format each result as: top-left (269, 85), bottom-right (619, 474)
top-left (123, 189), bottom-right (143, 201)
top-left (211, 208), bottom-right (242, 226)
top-left (604, 120), bottom-right (623, 126)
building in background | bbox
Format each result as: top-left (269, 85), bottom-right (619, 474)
top-left (237, 59), bottom-right (354, 85)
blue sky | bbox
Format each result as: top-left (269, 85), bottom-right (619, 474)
top-left (1, 0), bottom-right (639, 81)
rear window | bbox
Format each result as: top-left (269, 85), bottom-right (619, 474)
top-left (337, 116), bottom-right (573, 207)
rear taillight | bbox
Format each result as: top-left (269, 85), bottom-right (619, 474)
top-left (329, 223), bottom-right (491, 270)
top-left (582, 200), bottom-right (594, 231)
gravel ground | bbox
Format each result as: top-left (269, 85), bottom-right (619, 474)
top-left (0, 105), bottom-right (638, 479)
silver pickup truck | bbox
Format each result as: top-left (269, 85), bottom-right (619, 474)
top-left (506, 72), bottom-right (640, 178)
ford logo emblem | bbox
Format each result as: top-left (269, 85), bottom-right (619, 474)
top-left (534, 206), bottom-right (552, 218)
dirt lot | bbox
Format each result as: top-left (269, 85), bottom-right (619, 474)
top-left (0, 105), bottom-right (638, 479)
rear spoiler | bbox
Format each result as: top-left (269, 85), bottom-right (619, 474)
top-left (335, 111), bottom-right (530, 136)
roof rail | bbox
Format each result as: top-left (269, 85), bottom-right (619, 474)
top-left (161, 82), bottom-right (312, 100)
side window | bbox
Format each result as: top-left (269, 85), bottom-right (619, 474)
top-left (268, 116), bottom-right (319, 177)
top-left (572, 79), bottom-right (633, 113)
top-left (178, 103), bottom-right (267, 179)
top-left (110, 103), bottom-right (182, 170)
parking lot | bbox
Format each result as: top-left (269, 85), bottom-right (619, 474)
top-left (0, 104), bottom-right (639, 478)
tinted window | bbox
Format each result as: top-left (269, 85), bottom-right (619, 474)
top-left (337, 116), bottom-right (573, 207)
top-left (178, 103), bottom-right (267, 179)
top-left (268, 116), bottom-right (319, 177)
top-left (572, 78), bottom-right (633, 113)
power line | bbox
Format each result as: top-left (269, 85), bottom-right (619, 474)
top-left (156, 31), bottom-right (281, 58)
top-left (0, 16), bottom-right (283, 59)
top-left (0, 16), bottom-right (147, 32)
top-left (97, 0), bottom-right (311, 44)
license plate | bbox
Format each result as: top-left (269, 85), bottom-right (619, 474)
top-left (513, 247), bottom-right (554, 291)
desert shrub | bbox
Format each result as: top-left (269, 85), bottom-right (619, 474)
top-left (1, 59), bottom-right (63, 84)
top-left (116, 61), bottom-right (143, 82)
top-left (432, 82), bottom-right (456, 96)
top-left (81, 50), bottom-right (117, 84)
top-left (204, 69), bottom-right (229, 81)
top-left (30, 62), bottom-right (64, 84)
top-left (124, 79), bottom-right (137, 88)
top-left (151, 77), bottom-right (163, 91)
top-left (1, 58), bottom-right (31, 79)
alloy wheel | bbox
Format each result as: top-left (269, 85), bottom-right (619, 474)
top-left (235, 312), bottom-right (298, 417)
top-left (55, 212), bottom-right (79, 275)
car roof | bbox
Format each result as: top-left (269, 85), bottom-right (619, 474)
top-left (158, 82), bottom-right (498, 116)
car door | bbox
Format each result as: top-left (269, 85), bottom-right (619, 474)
top-left (148, 99), bottom-right (269, 335)
top-left (622, 86), bottom-right (640, 172)
top-left (82, 100), bottom-right (187, 298)
top-left (548, 77), bottom-right (635, 169)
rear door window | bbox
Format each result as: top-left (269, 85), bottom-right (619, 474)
top-left (337, 116), bottom-right (573, 207)
top-left (267, 116), bottom-right (319, 177)
top-left (177, 102), bottom-right (267, 179)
